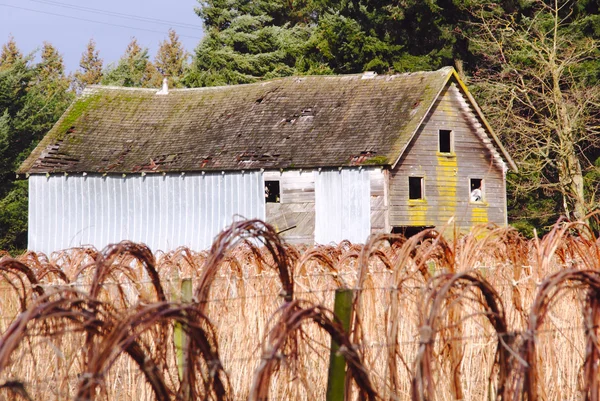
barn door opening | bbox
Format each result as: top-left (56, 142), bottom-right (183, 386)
top-left (392, 226), bottom-right (434, 238)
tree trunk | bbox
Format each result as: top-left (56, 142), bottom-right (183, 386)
top-left (553, 64), bottom-right (588, 223)
top-left (556, 146), bottom-right (587, 221)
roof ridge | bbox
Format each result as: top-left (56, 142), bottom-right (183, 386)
top-left (83, 67), bottom-right (456, 94)
top-left (85, 85), bottom-right (160, 92)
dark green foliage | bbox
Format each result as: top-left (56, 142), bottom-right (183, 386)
top-left (0, 40), bottom-right (73, 253)
top-left (309, 0), bottom-right (469, 74)
top-left (185, 0), bottom-right (314, 86)
top-left (0, 181), bottom-right (28, 251)
top-left (185, 0), bottom-right (600, 235)
top-left (186, 0), bottom-right (472, 83)
top-left (506, 173), bottom-right (562, 238)
top-left (584, 156), bottom-right (600, 206)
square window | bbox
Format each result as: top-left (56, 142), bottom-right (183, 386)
top-left (265, 180), bottom-right (280, 203)
top-left (409, 177), bottom-right (424, 200)
top-left (439, 129), bottom-right (452, 153)
top-left (470, 178), bottom-right (483, 202)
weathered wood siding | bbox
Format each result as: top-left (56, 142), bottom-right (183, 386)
top-left (264, 170), bottom-right (315, 244)
top-left (28, 172), bottom-right (265, 254)
top-left (389, 81), bottom-right (507, 232)
top-left (266, 168), bottom-right (380, 244)
top-left (315, 169), bottom-right (371, 244)
top-left (370, 169), bottom-right (389, 234)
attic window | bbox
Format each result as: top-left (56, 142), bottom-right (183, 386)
top-left (409, 177), bottom-right (424, 200)
top-left (470, 178), bottom-right (484, 202)
top-left (439, 129), bottom-right (453, 153)
top-left (265, 180), bottom-right (280, 203)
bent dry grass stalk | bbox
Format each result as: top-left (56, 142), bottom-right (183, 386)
top-left (0, 219), bottom-right (597, 400)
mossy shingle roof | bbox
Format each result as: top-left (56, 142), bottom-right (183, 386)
top-left (19, 67), bottom-right (512, 174)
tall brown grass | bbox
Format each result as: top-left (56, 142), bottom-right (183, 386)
top-left (0, 219), bottom-right (598, 400)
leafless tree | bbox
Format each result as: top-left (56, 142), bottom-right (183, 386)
top-left (468, 0), bottom-right (600, 222)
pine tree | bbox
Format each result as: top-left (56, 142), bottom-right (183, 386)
top-left (185, 0), bottom-right (315, 86)
top-left (307, 0), bottom-right (475, 74)
top-left (21, 42), bottom-right (72, 135)
top-left (155, 29), bottom-right (188, 88)
top-left (103, 38), bottom-right (159, 88)
top-left (38, 42), bottom-right (68, 84)
top-left (74, 39), bottom-right (103, 91)
top-left (186, 0), bottom-right (477, 85)
top-left (0, 38), bottom-right (73, 252)
top-left (0, 36), bottom-right (23, 70)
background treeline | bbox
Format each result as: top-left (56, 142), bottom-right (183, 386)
top-left (1, 0), bottom-right (599, 251)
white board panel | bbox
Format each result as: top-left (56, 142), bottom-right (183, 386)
top-left (28, 172), bottom-right (266, 254)
top-left (314, 169), bottom-right (371, 244)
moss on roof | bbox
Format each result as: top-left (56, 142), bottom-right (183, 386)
top-left (19, 68), bottom-right (456, 174)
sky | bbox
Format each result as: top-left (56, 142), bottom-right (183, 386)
top-left (0, 0), bottom-right (203, 73)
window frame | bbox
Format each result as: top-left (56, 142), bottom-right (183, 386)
top-left (438, 129), bottom-right (454, 154)
top-left (469, 178), bottom-right (484, 203)
top-left (265, 180), bottom-right (281, 203)
top-left (408, 176), bottom-right (425, 200)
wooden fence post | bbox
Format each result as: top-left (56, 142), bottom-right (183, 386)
top-left (326, 288), bottom-right (354, 401)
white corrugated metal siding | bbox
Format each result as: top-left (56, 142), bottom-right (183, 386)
top-left (28, 172), bottom-right (265, 254)
top-left (314, 169), bottom-right (371, 244)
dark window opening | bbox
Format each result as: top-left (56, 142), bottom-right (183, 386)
top-left (470, 178), bottom-right (483, 202)
top-left (409, 177), bottom-right (423, 200)
top-left (265, 180), bottom-right (280, 203)
top-left (392, 226), bottom-right (434, 238)
top-left (439, 129), bottom-right (452, 153)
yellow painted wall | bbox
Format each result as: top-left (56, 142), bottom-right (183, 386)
top-left (388, 81), bottom-right (505, 233)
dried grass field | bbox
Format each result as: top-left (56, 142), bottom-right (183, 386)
top-left (0, 219), bottom-right (599, 400)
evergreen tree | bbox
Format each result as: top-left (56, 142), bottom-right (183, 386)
top-left (0, 39), bottom-right (73, 252)
top-left (186, 0), bottom-right (476, 84)
top-left (185, 0), bottom-right (315, 86)
top-left (0, 36), bottom-right (23, 70)
top-left (74, 39), bottom-right (103, 91)
top-left (308, 0), bottom-right (478, 74)
top-left (38, 42), bottom-right (67, 83)
top-left (23, 42), bottom-right (72, 134)
top-left (103, 38), bottom-right (159, 88)
top-left (155, 29), bottom-right (188, 88)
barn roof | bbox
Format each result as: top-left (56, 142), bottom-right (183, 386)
top-left (18, 67), bottom-right (517, 174)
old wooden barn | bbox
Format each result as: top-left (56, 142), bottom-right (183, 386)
top-left (18, 67), bottom-right (517, 254)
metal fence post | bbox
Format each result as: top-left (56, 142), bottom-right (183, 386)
top-left (326, 288), bottom-right (354, 401)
